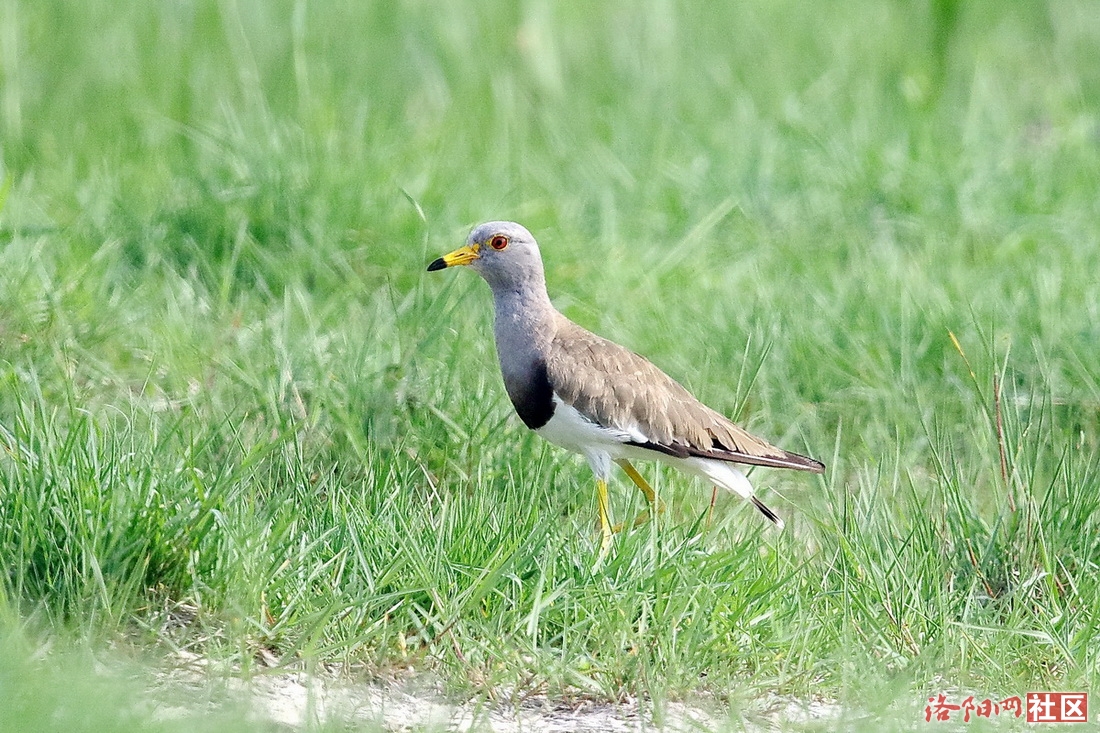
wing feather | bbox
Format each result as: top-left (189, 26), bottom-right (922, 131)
top-left (545, 317), bottom-right (824, 473)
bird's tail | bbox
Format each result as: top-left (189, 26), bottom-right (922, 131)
top-left (751, 496), bottom-right (785, 530)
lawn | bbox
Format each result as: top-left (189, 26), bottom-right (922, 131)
top-left (1, 0), bottom-right (1099, 730)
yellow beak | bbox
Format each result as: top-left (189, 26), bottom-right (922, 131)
top-left (427, 244), bottom-right (480, 271)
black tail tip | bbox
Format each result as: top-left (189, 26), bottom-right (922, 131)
top-left (751, 496), bottom-right (785, 530)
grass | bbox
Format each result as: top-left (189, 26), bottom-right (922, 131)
top-left (2, 0), bottom-right (1099, 729)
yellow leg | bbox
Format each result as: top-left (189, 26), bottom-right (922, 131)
top-left (706, 485), bottom-right (718, 529)
top-left (595, 478), bottom-right (613, 558)
top-left (612, 459), bottom-right (667, 532)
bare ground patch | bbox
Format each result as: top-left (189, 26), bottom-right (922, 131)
top-left (147, 652), bottom-right (843, 731)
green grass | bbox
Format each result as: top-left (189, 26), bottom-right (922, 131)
top-left (2, 0), bottom-right (1099, 729)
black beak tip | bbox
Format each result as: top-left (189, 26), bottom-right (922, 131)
top-left (426, 257), bottom-right (447, 272)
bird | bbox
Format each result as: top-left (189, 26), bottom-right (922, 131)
top-left (427, 221), bottom-right (824, 557)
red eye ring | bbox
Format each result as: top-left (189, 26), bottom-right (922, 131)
top-left (489, 234), bottom-right (509, 250)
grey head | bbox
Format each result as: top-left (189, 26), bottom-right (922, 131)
top-left (426, 221), bottom-right (547, 294)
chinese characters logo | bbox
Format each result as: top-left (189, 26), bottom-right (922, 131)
top-left (1025, 692), bottom-right (1088, 724)
top-left (925, 692), bottom-right (1088, 724)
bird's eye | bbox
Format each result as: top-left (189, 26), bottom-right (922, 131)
top-left (489, 234), bottom-right (509, 250)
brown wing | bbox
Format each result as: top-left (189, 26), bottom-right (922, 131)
top-left (545, 317), bottom-right (824, 473)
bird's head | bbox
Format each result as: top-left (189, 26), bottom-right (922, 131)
top-left (427, 221), bottom-right (545, 291)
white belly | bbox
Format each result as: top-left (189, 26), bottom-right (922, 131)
top-left (535, 395), bottom-right (642, 454)
top-left (534, 394), bottom-right (755, 499)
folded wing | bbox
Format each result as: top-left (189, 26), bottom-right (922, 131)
top-left (546, 318), bottom-right (825, 473)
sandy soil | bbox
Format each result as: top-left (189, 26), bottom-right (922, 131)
top-left (148, 653), bottom-right (841, 732)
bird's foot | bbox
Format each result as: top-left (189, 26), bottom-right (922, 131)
top-left (593, 525), bottom-right (613, 570)
top-left (593, 478), bottom-right (614, 569)
top-left (611, 509), bottom-right (655, 534)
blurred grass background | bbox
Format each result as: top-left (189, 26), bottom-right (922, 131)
top-left (1, 0), bottom-right (1099, 729)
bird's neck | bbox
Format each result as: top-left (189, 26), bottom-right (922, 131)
top-left (492, 282), bottom-right (557, 370)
